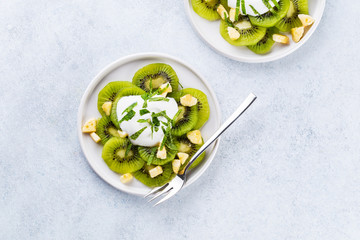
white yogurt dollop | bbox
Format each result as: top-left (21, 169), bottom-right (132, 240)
top-left (116, 95), bottom-right (178, 147)
top-left (227, 0), bottom-right (281, 16)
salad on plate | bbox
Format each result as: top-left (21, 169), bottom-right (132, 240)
top-left (191, 0), bottom-right (315, 54)
top-left (81, 63), bottom-right (210, 188)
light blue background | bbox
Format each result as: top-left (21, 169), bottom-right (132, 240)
top-left (1, 1), bottom-right (359, 239)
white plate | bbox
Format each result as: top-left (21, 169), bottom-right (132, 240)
top-left (184, 0), bottom-right (326, 63)
top-left (78, 53), bottom-right (221, 196)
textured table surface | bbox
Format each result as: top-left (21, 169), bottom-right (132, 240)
top-left (1, 1), bottom-right (359, 239)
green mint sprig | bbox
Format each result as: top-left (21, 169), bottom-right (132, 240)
top-left (149, 97), bottom-right (170, 102)
top-left (151, 114), bottom-right (160, 127)
top-left (235, 0), bottom-right (240, 21)
top-left (241, 0), bottom-right (246, 15)
top-left (159, 131), bottom-right (167, 151)
top-left (130, 126), bottom-right (147, 140)
top-left (140, 109), bottom-right (150, 116)
top-left (224, 14), bottom-right (234, 27)
top-left (147, 148), bottom-right (156, 165)
top-left (122, 102), bottom-right (137, 114)
top-left (152, 110), bottom-right (172, 123)
top-left (249, 5), bottom-right (261, 17)
top-left (137, 119), bottom-right (149, 123)
top-left (125, 142), bottom-right (132, 157)
top-left (178, 82), bottom-right (183, 89)
top-left (270, 0), bottom-right (280, 9)
top-left (119, 110), bottom-right (135, 124)
top-left (262, 0), bottom-right (276, 14)
top-left (119, 102), bottom-right (138, 124)
top-left (141, 80), bottom-right (172, 108)
top-left (172, 109), bottom-right (182, 126)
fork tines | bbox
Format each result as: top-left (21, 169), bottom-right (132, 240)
top-left (144, 183), bottom-right (174, 206)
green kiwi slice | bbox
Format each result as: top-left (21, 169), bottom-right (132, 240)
top-left (138, 144), bottom-right (177, 165)
top-left (220, 16), bottom-right (267, 46)
top-left (96, 116), bottom-right (122, 145)
top-left (102, 137), bottom-right (145, 174)
top-left (97, 81), bottom-right (134, 116)
top-left (296, 0), bottom-right (309, 14)
top-left (173, 105), bottom-right (198, 136)
top-left (247, 27), bottom-right (279, 54)
top-left (110, 86), bottom-right (145, 129)
top-left (191, 0), bottom-right (229, 21)
top-left (175, 135), bottom-right (205, 171)
top-left (133, 162), bottom-right (175, 188)
top-left (178, 88), bottom-right (210, 129)
top-left (188, 151), bottom-right (205, 170)
top-left (248, 0), bottom-right (290, 28)
top-left (132, 63), bottom-right (179, 92)
top-left (275, 0), bottom-right (309, 32)
top-left (168, 92), bottom-right (199, 136)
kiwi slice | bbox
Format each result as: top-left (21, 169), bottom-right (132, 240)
top-left (248, 0), bottom-right (290, 28)
top-left (168, 92), bottom-right (199, 136)
top-left (97, 81), bottom-right (134, 116)
top-left (247, 28), bottom-right (279, 55)
top-left (296, 0), bottom-right (309, 13)
top-left (188, 151), bottom-right (205, 170)
top-left (133, 162), bottom-right (175, 188)
top-left (110, 86), bottom-right (145, 129)
top-left (275, 0), bottom-right (309, 32)
top-left (102, 137), bottom-right (145, 174)
top-left (138, 144), bottom-right (177, 165)
top-left (96, 116), bottom-right (122, 145)
top-left (191, 0), bottom-right (229, 21)
top-left (220, 16), bottom-right (267, 46)
top-left (178, 88), bottom-right (210, 129)
top-left (175, 135), bottom-right (205, 171)
top-left (173, 105), bottom-right (198, 136)
top-left (132, 63), bottom-right (179, 92)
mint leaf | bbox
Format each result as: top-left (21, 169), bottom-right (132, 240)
top-left (236, 0), bottom-right (240, 21)
top-left (125, 142), bottom-right (132, 157)
top-left (147, 148), bottom-right (156, 165)
top-left (152, 111), bottom-right (172, 122)
top-left (149, 97), bottom-right (170, 102)
top-left (130, 126), bottom-right (147, 140)
top-left (224, 14), bottom-right (234, 27)
top-left (161, 121), bottom-right (169, 126)
top-left (270, 0), bottom-right (280, 9)
top-left (249, 4), bottom-right (261, 16)
top-left (172, 108), bottom-right (182, 125)
top-left (137, 119), bottom-right (149, 123)
top-left (241, 0), bottom-right (246, 15)
top-left (119, 110), bottom-right (135, 124)
top-left (122, 102), bottom-right (137, 115)
top-left (154, 126), bottom-right (159, 132)
top-left (159, 134), bottom-right (167, 151)
top-left (262, 0), bottom-right (276, 14)
top-left (140, 109), bottom-right (150, 116)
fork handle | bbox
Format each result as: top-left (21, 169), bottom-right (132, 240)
top-left (182, 93), bottom-right (257, 175)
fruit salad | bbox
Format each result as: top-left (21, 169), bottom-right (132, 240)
top-left (82, 63), bottom-right (210, 188)
top-left (191, 0), bottom-right (315, 54)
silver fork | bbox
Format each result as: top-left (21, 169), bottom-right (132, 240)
top-left (144, 93), bottom-right (257, 206)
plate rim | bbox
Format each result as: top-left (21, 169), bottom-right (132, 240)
top-left (77, 52), bottom-right (222, 195)
top-left (183, 0), bottom-right (326, 63)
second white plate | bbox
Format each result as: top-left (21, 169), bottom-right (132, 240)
top-left (184, 0), bottom-right (326, 63)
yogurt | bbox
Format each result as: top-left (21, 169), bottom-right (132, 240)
top-left (227, 0), bottom-right (281, 16)
top-left (116, 95), bottom-right (178, 147)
